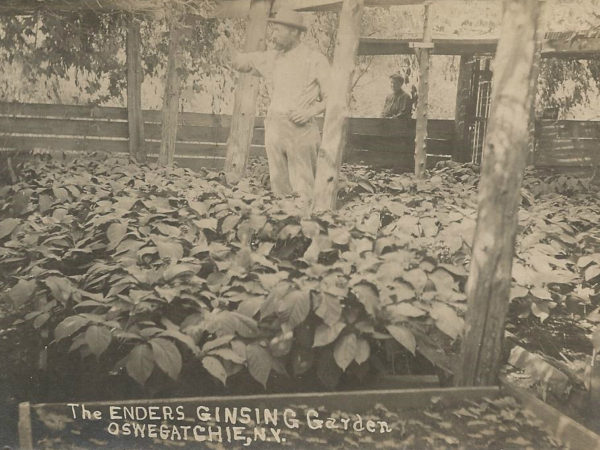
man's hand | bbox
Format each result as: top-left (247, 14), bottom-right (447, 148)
top-left (288, 102), bottom-right (324, 126)
top-left (288, 108), bottom-right (313, 126)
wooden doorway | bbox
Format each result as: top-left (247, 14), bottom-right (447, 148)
top-left (467, 56), bottom-right (493, 164)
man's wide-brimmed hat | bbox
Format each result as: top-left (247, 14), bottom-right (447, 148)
top-left (390, 72), bottom-right (404, 80)
top-left (268, 9), bottom-right (307, 31)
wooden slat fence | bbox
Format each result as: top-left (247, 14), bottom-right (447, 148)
top-left (2, 103), bottom-right (596, 172)
top-left (0, 102), bottom-right (454, 172)
top-left (535, 119), bottom-right (600, 169)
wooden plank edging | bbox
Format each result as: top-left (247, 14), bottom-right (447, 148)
top-left (500, 378), bottom-right (600, 450)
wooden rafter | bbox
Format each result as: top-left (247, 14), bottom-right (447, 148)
top-left (358, 34), bottom-right (600, 58)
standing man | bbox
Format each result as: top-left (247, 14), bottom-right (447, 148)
top-left (382, 72), bottom-right (413, 119)
top-left (230, 9), bottom-right (330, 201)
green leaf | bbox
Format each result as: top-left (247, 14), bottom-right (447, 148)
top-left (314, 322), bottom-right (346, 347)
top-left (0, 218), bottom-right (20, 239)
top-left (328, 227), bottom-right (351, 245)
top-left (106, 222), bottom-right (128, 251)
top-left (430, 303), bottom-right (464, 340)
top-left (279, 289), bottom-right (311, 328)
top-left (162, 263), bottom-right (196, 281)
top-left (530, 286), bottom-right (552, 300)
top-left (202, 356), bottom-right (227, 385)
top-left (354, 338), bottom-right (370, 364)
top-left (33, 312), bottom-right (50, 329)
top-left (577, 253), bottom-right (600, 268)
top-left (85, 325), bottom-right (112, 357)
top-left (246, 343), bottom-right (272, 388)
top-left (54, 316), bottom-right (90, 341)
top-left (8, 279), bottom-right (36, 308)
top-left (189, 201), bottom-right (208, 216)
top-left (155, 223), bottom-right (181, 237)
top-left (386, 324), bottom-right (416, 355)
top-left (45, 276), bottom-right (73, 304)
top-left (334, 333), bottom-right (357, 371)
top-left (428, 269), bottom-right (456, 293)
top-left (352, 283), bottom-right (378, 317)
top-left (315, 293), bottom-right (342, 326)
top-left (387, 302), bottom-right (425, 319)
top-left (150, 338), bottom-right (182, 380)
top-left (403, 268), bottom-right (428, 293)
top-left (585, 265), bottom-right (600, 282)
top-left (531, 301), bottom-right (550, 323)
top-left (202, 335), bottom-right (234, 353)
top-left (209, 348), bottom-right (245, 364)
top-left (126, 344), bottom-right (155, 385)
top-left (39, 194), bottom-right (53, 213)
top-left (153, 237), bottom-right (184, 261)
top-left (510, 285), bottom-right (529, 300)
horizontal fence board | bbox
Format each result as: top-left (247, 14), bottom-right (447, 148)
top-left (0, 103), bottom-right (266, 128)
top-left (348, 135), bottom-right (453, 155)
top-left (0, 117), bottom-right (266, 145)
top-left (348, 118), bottom-right (454, 140)
top-left (1, 135), bottom-right (267, 158)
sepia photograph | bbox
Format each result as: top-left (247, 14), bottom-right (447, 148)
top-left (0, 0), bottom-right (600, 448)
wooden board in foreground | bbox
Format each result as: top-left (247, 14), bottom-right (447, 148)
top-left (19, 386), bottom-right (500, 449)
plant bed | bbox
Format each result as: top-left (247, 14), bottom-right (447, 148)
top-left (19, 386), bottom-right (598, 449)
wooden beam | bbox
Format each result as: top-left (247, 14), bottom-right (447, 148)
top-left (0, 0), bottom-right (164, 15)
top-left (456, 0), bottom-right (540, 386)
top-left (413, 1), bottom-right (432, 177)
top-left (283, 0), bottom-right (485, 12)
top-left (224, 0), bottom-right (272, 183)
top-left (313, 0), bottom-right (364, 211)
top-left (359, 34), bottom-right (600, 58)
top-left (126, 16), bottom-right (145, 163)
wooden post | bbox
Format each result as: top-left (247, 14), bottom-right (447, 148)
top-left (224, 0), bottom-right (272, 183)
top-left (126, 15), bottom-right (145, 163)
top-left (18, 402), bottom-right (33, 450)
top-left (456, 0), bottom-right (540, 387)
top-left (158, 17), bottom-right (183, 167)
top-left (527, 4), bottom-right (544, 165)
top-left (312, 0), bottom-right (364, 211)
top-left (413, 1), bottom-right (432, 177)
top-left (454, 54), bottom-right (474, 163)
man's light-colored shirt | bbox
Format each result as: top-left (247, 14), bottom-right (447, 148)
top-left (235, 43), bottom-right (330, 118)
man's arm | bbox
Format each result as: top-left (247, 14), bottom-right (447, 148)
top-left (289, 53), bottom-right (331, 125)
top-left (382, 95), bottom-right (394, 118)
top-left (229, 49), bottom-right (273, 76)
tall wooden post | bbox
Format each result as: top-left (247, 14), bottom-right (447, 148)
top-left (527, 4), bottom-right (544, 165)
top-left (456, 0), bottom-right (540, 386)
top-left (126, 15), bottom-right (145, 163)
top-left (454, 55), bottom-right (474, 163)
top-left (312, 0), bottom-right (364, 211)
top-left (224, 0), bottom-right (272, 183)
top-left (413, 1), bottom-right (432, 178)
top-left (159, 17), bottom-right (183, 167)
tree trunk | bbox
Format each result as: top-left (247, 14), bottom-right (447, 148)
top-left (159, 19), bottom-right (183, 167)
top-left (456, 0), bottom-right (540, 387)
top-left (454, 54), bottom-right (474, 163)
top-left (312, 0), bottom-right (364, 211)
top-left (224, 0), bottom-right (272, 184)
top-left (126, 15), bottom-right (145, 163)
top-left (413, 1), bottom-right (432, 178)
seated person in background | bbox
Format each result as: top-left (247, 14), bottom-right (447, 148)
top-left (382, 72), bottom-right (413, 119)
